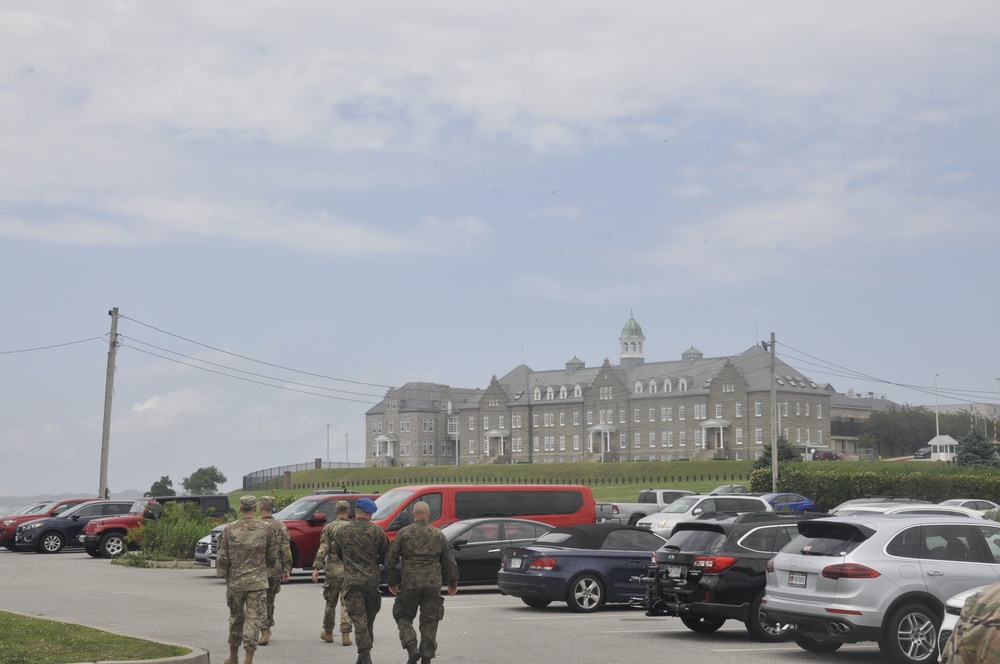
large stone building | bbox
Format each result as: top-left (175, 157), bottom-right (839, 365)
top-left (365, 317), bottom-right (834, 467)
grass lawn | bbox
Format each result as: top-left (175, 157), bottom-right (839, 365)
top-left (0, 611), bottom-right (190, 664)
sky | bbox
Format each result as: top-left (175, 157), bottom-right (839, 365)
top-left (2, 1), bottom-right (999, 499)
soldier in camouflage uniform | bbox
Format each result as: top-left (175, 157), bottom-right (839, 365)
top-left (311, 499), bottom-right (354, 646)
top-left (216, 495), bottom-right (278, 664)
top-left (385, 501), bottom-right (459, 664)
top-left (257, 496), bottom-right (291, 646)
top-left (941, 580), bottom-right (1000, 664)
top-left (332, 497), bottom-right (389, 664)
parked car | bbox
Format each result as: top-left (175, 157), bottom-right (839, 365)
top-left (596, 489), bottom-right (695, 525)
top-left (441, 518), bottom-right (552, 585)
top-left (913, 447), bottom-right (932, 459)
top-left (640, 511), bottom-right (827, 641)
top-left (710, 484), bottom-right (749, 494)
top-left (937, 584), bottom-right (990, 659)
top-left (14, 501), bottom-right (133, 553)
top-left (762, 514), bottom-right (1000, 663)
top-left (939, 499), bottom-right (1000, 517)
top-left (211, 491), bottom-right (381, 570)
top-left (758, 492), bottom-right (821, 513)
top-left (194, 534), bottom-right (211, 566)
top-left (80, 495), bottom-right (232, 559)
top-left (497, 523), bottom-right (666, 612)
top-left (635, 495), bottom-right (773, 538)
top-left (1, 497), bottom-right (103, 551)
top-left (812, 450), bottom-right (841, 461)
top-left (828, 497), bottom-right (931, 514)
top-left (831, 503), bottom-right (985, 519)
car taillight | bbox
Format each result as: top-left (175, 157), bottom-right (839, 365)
top-left (528, 557), bottom-right (558, 571)
top-left (766, 558), bottom-right (775, 573)
top-left (692, 556), bottom-right (739, 574)
top-left (822, 563), bottom-right (881, 579)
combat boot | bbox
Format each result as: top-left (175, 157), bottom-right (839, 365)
top-left (421, 658), bottom-right (431, 664)
top-left (356, 650), bottom-right (373, 664)
top-left (320, 629), bottom-right (334, 643)
top-left (405, 644), bottom-right (420, 664)
top-left (342, 632), bottom-right (353, 646)
top-left (259, 628), bottom-right (270, 645)
top-left (243, 648), bottom-right (255, 664)
top-left (223, 646), bottom-right (239, 664)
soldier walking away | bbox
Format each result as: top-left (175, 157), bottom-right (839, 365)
top-left (311, 499), bottom-right (354, 646)
top-left (333, 497), bottom-right (389, 664)
top-left (941, 580), bottom-right (1000, 663)
top-left (258, 495), bottom-right (291, 646)
top-left (217, 495), bottom-right (277, 664)
top-left (385, 501), bottom-right (459, 664)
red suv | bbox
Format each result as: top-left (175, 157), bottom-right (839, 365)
top-left (1, 498), bottom-right (103, 550)
top-left (210, 492), bottom-right (381, 570)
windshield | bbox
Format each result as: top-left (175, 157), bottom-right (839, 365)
top-left (661, 496), bottom-right (700, 514)
top-left (439, 522), bottom-right (467, 539)
top-left (11, 502), bottom-right (49, 516)
top-left (274, 498), bottom-right (322, 521)
top-left (129, 499), bottom-right (151, 514)
top-left (373, 489), bottom-right (414, 520)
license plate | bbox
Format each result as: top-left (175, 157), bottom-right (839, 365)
top-left (788, 572), bottom-right (806, 588)
top-left (667, 565), bottom-right (684, 579)
top-left (509, 558), bottom-right (522, 570)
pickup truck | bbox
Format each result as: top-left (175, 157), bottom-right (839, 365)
top-left (596, 489), bottom-right (695, 525)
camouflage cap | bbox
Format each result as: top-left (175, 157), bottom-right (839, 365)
top-left (259, 496), bottom-right (277, 511)
top-left (239, 495), bottom-right (258, 511)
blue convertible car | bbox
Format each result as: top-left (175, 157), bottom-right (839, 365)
top-left (497, 523), bottom-right (666, 612)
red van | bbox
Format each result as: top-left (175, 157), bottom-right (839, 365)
top-left (371, 484), bottom-right (596, 540)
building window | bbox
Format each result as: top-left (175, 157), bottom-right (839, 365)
top-left (513, 437), bottom-right (522, 452)
top-left (533, 436), bottom-right (540, 451)
top-left (469, 439), bottom-right (475, 454)
top-left (664, 379), bottom-right (672, 392)
top-left (817, 404), bottom-right (822, 419)
top-left (679, 378), bottom-right (688, 391)
top-left (573, 411), bottom-right (580, 426)
top-left (695, 429), bottom-right (703, 447)
top-left (755, 426), bottom-right (763, 444)
top-left (587, 410), bottom-right (593, 425)
top-left (546, 387), bottom-right (554, 400)
top-left (498, 415), bottom-right (505, 429)
top-left (667, 431), bottom-right (674, 447)
top-left (679, 431), bottom-right (686, 447)
top-left (649, 407), bottom-right (656, 422)
top-left (649, 431), bottom-right (656, 448)
top-left (620, 433), bottom-right (627, 449)
top-left (715, 403), bottom-right (722, 418)
top-left (634, 381), bottom-right (643, 394)
top-left (736, 427), bottom-right (743, 445)
top-left (559, 412), bottom-right (566, 426)
top-left (805, 403), bottom-right (810, 417)
top-left (795, 402), bottom-right (801, 416)
top-left (574, 385), bottom-right (582, 397)
top-left (735, 402), bottom-right (742, 417)
top-left (806, 429), bottom-right (811, 443)
top-left (483, 416), bottom-right (489, 430)
top-left (573, 434), bottom-right (580, 450)
top-left (559, 385), bottom-right (567, 399)
top-left (469, 417), bottom-right (475, 431)
top-left (634, 432), bottom-right (641, 448)
top-left (533, 413), bottom-right (539, 427)
top-left (559, 435), bottom-right (566, 451)
top-left (534, 387), bottom-right (541, 401)
top-left (422, 441), bottom-right (434, 456)
top-left (796, 427), bottom-right (801, 443)
top-left (679, 406), bottom-right (685, 420)
top-left (634, 408), bottom-right (641, 423)
top-left (619, 408), bottom-right (626, 424)
top-left (667, 406), bottom-right (673, 421)
top-left (649, 380), bottom-right (657, 394)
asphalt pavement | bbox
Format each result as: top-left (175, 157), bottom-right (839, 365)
top-left (0, 548), bottom-right (886, 663)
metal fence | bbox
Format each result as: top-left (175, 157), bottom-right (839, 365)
top-left (243, 461), bottom-right (365, 490)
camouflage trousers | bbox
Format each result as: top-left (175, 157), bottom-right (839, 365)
top-left (342, 585), bottom-right (382, 654)
top-left (226, 587), bottom-right (266, 652)
top-left (263, 576), bottom-right (282, 629)
top-left (322, 576), bottom-right (353, 634)
top-left (392, 587), bottom-right (445, 660)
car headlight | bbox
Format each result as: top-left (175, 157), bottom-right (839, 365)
top-left (1, 520), bottom-right (14, 527)
top-left (653, 520), bottom-right (672, 530)
top-left (23, 522), bottom-right (44, 531)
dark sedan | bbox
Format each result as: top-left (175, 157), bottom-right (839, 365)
top-left (497, 523), bottom-right (666, 612)
top-left (441, 518), bottom-right (552, 585)
top-left (14, 501), bottom-right (133, 553)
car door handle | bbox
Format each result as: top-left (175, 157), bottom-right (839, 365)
top-left (926, 571), bottom-right (944, 576)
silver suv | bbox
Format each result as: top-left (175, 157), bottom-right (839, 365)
top-left (762, 514), bottom-right (1000, 663)
top-left (635, 495), bottom-right (772, 538)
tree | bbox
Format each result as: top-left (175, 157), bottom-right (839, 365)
top-left (955, 428), bottom-right (1000, 468)
top-left (181, 466), bottom-right (227, 495)
top-left (754, 436), bottom-right (802, 470)
top-left (147, 476), bottom-right (176, 496)
top-left (861, 405), bottom-right (936, 458)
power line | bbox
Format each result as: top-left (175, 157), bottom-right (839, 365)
top-left (0, 337), bottom-right (105, 355)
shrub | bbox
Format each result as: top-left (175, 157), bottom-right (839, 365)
top-left (127, 502), bottom-right (223, 560)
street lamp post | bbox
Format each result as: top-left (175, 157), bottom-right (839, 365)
top-left (326, 424), bottom-right (331, 465)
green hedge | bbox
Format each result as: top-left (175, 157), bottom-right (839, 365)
top-left (750, 465), bottom-right (1000, 512)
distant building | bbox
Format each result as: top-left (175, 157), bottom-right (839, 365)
top-left (827, 389), bottom-right (899, 460)
top-left (365, 316), bottom-right (846, 467)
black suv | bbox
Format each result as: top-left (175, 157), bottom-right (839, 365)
top-left (638, 511), bottom-right (826, 642)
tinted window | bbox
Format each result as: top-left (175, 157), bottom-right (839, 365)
top-left (887, 526), bottom-right (921, 558)
top-left (75, 504), bottom-right (105, 518)
top-left (454, 490), bottom-right (584, 519)
top-left (977, 525), bottom-right (1000, 563)
top-left (922, 524), bottom-right (979, 562)
top-left (739, 526), bottom-right (777, 553)
top-left (786, 523), bottom-right (868, 556)
top-left (505, 521), bottom-right (547, 540)
top-left (605, 529), bottom-right (663, 551)
top-left (666, 528), bottom-right (726, 554)
top-left (465, 522), bottom-right (501, 543)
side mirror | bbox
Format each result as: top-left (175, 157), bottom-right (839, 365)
top-left (312, 512), bottom-right (328, 523)
top-left (692, 508), bottom-right (702, 516)
top-left (452, 538), bottom-right (468, 550)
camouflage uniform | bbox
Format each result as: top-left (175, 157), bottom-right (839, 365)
top-left (333, 517), bottom-right (390, 662)
top-left (941, 581), bottom-right (1000, 664)
top-left (313, 514), bottom-right (353, 637)
top-left (385, 519), bottom-right (459, 661)
top-left (260, 497), bottom-right (292, 632)
top-left (217, 497), bottom-right (277, 661)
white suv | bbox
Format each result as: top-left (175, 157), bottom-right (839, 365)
top-left (635, 494), bottom-right (772, 538)
top-left (762, 514), bottom-right (1000, 664)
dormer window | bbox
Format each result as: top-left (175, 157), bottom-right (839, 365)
top-left (533, 387), bottom-right (541, 401)
top-left (634, 381), bottom-right (643, 394)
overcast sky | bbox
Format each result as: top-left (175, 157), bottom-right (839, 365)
top-left (2, 2), bottom-right (998, 499)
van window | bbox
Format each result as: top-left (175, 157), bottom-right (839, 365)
top-left (390, 494), bottom-right (443, 531)
top-left (454, 490), bottom-right (585, 519)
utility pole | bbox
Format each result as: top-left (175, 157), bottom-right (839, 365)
top-left (345, 432), bottom-right (349, 465)
top-left (766, 333), bottom-right (778, 492)
top-left (326, 424), bottom-right (331, 465)
top-left (99, 307), bottom-right (119, 499)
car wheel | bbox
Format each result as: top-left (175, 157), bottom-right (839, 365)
top-left (38, 532), bottom-right (65, 554)
top-left (627, 514), bottom-right (646, 526)
top-left (566, 574), bottom-right (604, 613)
top-left (85, 547), bottom-right (102, 558)
top-left (680, 615), bottom-right (726, 633)
top-left (521, 598), bottom-right (552, 608)
top-left (745, 591), bottom-right (788, 642)
top-left (100, 533), bottom-right (126, 559)
top-left (878, 602), bottom-right (939, 664)
top-left (793, 634), bottom-right (843, 653)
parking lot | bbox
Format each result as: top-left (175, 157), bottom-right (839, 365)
top-left (0, 549), bottom-right (885, 663)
